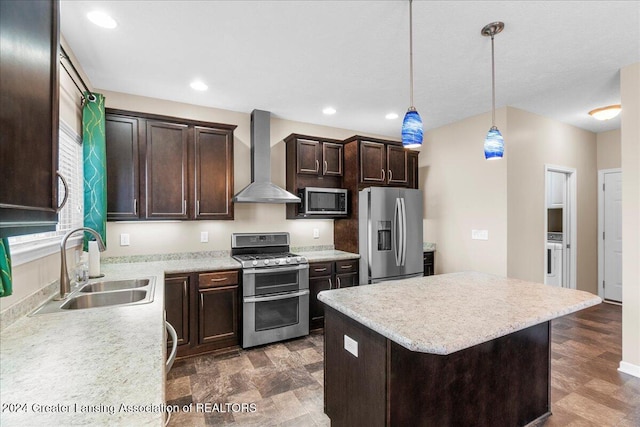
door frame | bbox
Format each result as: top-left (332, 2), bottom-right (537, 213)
top-left (544, 165), bottom-right (577, 290)
top-left (597, 168), bottom-right (622, 299)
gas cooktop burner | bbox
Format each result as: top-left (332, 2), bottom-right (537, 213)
top-left (231, 232), bottom-right (309, 268)
top-left (233, 252), bottom-right (308, 268)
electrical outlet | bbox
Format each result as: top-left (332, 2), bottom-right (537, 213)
top-left (471, 229), bottom-right (489, 240)
top-left (344, 334), bottom-right (358, 357)
top-left (200, 231), bottom-right (209, 243)
top-left (313, 228), bottom-right (320, 239)
top-left (120, 233), bottom-right (130, 246)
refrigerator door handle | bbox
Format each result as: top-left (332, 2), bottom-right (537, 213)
top-left (400, 197), bottom-right (408, 266)
top-left (394, 198), bottom-right (401, 266)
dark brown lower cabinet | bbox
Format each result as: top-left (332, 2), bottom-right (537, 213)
top-left (165, 269), bottom-right (240, 358)
top-left (324, 307), bottom-right (550, 427)
top-left (165, 274), bottom-right (190, 347)
top-left (423, 251), bottom-right (435, 276)
top-left (309, 259), bottom-right (358, 330)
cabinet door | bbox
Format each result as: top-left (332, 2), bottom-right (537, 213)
top-left (0, 0), bottom-right (60, 237)
top-left (322, 142), bottom-right (343, 176)
top-left (297, 139), bottom-right (320, 175)
top-left (309, 276), bottom-right (332, 329)
top-left (199, 285), bottom-right (239, 345)
top-left (165, 275), bottom-right (190, 346)
top-left (360, 141), bottom-right (386, 184)
top-left (106, 115), bottom-right (140, 220)
top-left (194, 126), bottom-right (234, 219)
top-left (144, 121), bottom-right (189, 219)
top-left (387, 145), bottom-right (408, 185)
top-left (336, 273), bottom-right (358, 288)
top-left (407, 151), bottom-right (419, 189)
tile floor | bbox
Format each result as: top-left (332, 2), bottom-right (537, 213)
top-left (166, 303), bottom-right (640, 426)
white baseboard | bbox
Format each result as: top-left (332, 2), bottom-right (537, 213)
top-left (618, 361), bottom-right (640, 378)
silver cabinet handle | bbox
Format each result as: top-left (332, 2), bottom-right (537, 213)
top-left (381, 169), bottom-right (385, 181)
top-left (314, 267), bottom-right (327, 272)
top-left (315, 159), bottom-right (319, 173)
top-left (323, 160), bottom-right (328, 175)
top-left (244, 289), bottom-right (309, 303)
top-left (55, 171), bottom-right (69, 213)
top-left (340, 264), bottom-right (353, 269)
top-left (337, 277), bottom-right (341, 288)
top-left (165, 321), bottom-right (178, 373)
top-left (183, 200), bottom-right (187, 214)
top-left (182, 280), bottom-right (188, 298)
top-left (196, 200), bottom-right (200, 216)
top-left (388, 170), bottom-right (393, 182)
top-left (133, 198), bottom-right (138, 215)
top-left (328, 278), bottom-right (333, 289)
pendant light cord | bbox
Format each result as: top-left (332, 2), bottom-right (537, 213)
top-left (409, 0), bottom-right (414, 108)
top-left (491, 33), bottom-right (496, 127)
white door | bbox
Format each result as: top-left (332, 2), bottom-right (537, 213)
top-left (603, 171), bottom-right (623, 302)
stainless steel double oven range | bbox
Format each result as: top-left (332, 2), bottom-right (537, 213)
top-left (232, 233), bottom-right (309, 348)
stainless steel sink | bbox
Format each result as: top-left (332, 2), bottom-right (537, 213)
top-left (31, 277), bottom-right (155, 315)
top-left (79, 279), bottom-right (150, 293)
top-left (61, 290), bottom-right (148, 309)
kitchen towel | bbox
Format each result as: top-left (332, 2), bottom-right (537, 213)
top-left (82, 92), bottom-right (107, 251)
top-left (0, 238), bottom-right (12, 297)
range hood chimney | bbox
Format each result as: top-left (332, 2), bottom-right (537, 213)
top-left (232, 110), bottom-right (301, 204)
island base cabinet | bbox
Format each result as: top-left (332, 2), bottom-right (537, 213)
top-left (323, 307), bottom-right (551, 427)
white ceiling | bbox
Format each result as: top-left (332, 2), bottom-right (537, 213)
top-left (60, 1), bottom-right (639, 138)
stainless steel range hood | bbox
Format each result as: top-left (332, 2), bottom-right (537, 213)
top-left (232, 110), bottom-right (301, 204)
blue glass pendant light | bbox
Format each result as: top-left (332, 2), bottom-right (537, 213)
top-left (482, 22), bottom-right (505, 159)
top-left (402, 0), bottom-right (423, 148)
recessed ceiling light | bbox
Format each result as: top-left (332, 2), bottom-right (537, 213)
top-left (190, 81), bottom-right (208, 91)
top-left (588, 104), bottom-right (621, 121)
top-left (322, 107), bottom-right (336, 115)
top-left (385, 113), bottom-right (399, 120)
top-left (87, 11), bottom-right (117, 29)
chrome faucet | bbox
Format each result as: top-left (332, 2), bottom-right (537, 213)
top-left (56, 227), bottom-right (106, 300)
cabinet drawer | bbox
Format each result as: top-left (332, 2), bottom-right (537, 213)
top-left (198, 270), bottom-right (239, 289)
top-left (310, 262), bottom-right (334, 277)
top-left (335, 259), bottom-right (358, 274)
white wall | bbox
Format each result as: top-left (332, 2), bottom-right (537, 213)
top-left (98, 90), bottom-right (393, 257)
top-left (620, 62), bottom-right (640, 376)
top-left (506, 107), bottom-right (598, 294)
top-left (597, 129), bottom-right (621, 170)
top-left (418, 109), bottom-right (508, 276)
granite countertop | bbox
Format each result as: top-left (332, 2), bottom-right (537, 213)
top-left (298, 250), bottom-right (359, 262)
top-left (0, 263), bottom-right (168, 426)
top-left (318, 271), bottom-right (601, 355)
top-left (423, 242), bottom-right (436, 252)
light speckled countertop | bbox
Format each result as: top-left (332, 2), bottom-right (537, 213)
top-left (0, 263), bottom-right (167, 426)
top-left (318, 271), bottom-right (601, 355)
top-left (0, 249), bottom-right (359, 426)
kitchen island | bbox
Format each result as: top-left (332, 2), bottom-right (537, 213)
top-left (318, 271), bottom-right (601, 427)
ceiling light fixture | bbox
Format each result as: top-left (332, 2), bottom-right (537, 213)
top-left (322, 107), bottom-right (336, 115)
top-left (482, 21), bottom-right (505, 160)
top-left (588, 104), bottom-right (621, 120)
top-left (401, 0), bottom-right (423, 148)
top-left (87, 11), bottom-right (117, 29)
top-left (190, 81), bottom-right (208, 91)
top-left (386, 113), bottom-right (399, 120)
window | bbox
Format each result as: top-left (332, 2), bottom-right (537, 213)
top-left (8, 121), bottom-right (84, 264)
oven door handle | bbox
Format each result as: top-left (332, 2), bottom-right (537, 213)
top-left (243, 264), bottom-right (308, 274)
top-left (244, 290), bottom-right (310, 303)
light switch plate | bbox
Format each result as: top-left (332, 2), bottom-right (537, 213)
top-left (200, 231), bottom-right (209, 243)
top-left (472, 229), bottom-right (489, 240)
top-left (313, 228), bottom-right (320, 239)
top-left (344, 334), bottom-right (358, 357)
top-left (120, 233), bottom-right (130, 246)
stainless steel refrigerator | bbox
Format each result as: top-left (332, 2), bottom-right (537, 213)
top-left (359, 187), bottom-right (424, 284)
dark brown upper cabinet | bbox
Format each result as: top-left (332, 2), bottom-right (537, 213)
top-left (359, 140), bottom-right (409, 186)
top-left (105, 109), bottom-right (235, 221)
top-left (295, 138), bottom-right (343, 177)
top-left (0, 0), bottom-right (61, 237)
top-left (285, 134), bottom-right (345, 219)
top-left (193, 126), bottom-right (234, 219)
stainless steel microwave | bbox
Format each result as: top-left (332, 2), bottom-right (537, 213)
top-left (299, 187), bottom-right (348, 215)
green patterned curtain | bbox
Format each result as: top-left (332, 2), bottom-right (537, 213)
top-left (82, 92), bottom-right (107, 250)
top-left (0, 238), bottom-right (12, 297)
